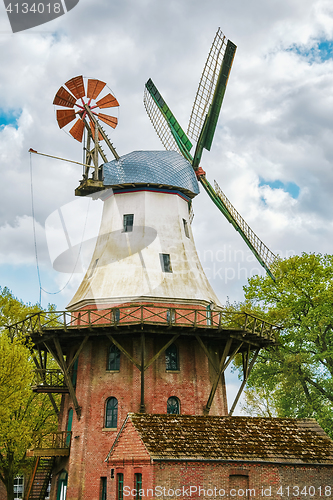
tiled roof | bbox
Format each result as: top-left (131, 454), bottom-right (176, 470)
top-left (103, 150), bottom-right (200, 197)
top-left (126, 414), bottom-right (333, 464)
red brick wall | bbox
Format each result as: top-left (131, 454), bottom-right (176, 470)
top-left (107, 460), bottom-right (333, 500)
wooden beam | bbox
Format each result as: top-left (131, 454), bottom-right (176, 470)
top-left (31, 353), bottom-right (59, 416)
top-left (67, 335), bottom-right (89, 372)
top-left (140, 333), bottom-right (145, 413)
top-left (195, 335), bottom-right (218, 374)
top-left (203, 338), bottom-right (233, 415)
top-left (43, 342), bottom-right (62, 367)
top-left (144, 334), bottom-right (180, 371)
top-left (228, 348), bottom-right (260, 416)
top-left (107, 335), bottom-right (141, 371)
top-left (53, 338), bottom-right (81, 420)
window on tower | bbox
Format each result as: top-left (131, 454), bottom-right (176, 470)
top-left (183, 218), bottom-right (190, 238)
top-left (167, 396), bottom-right (180, 414)
top-left (123, 214), bottom-right (134, 232)
top-left (108, 344), bottom-right (120, 371)
top-left (105, 397), bottom-right (118, 428)
top-left (165, 344), bottom-right (179, 371)
top-left (160, 253), bottom-right (172, 273)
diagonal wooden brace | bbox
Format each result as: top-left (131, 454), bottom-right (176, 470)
top-left (67, 335), bottom-right (90, 372)
top-left (203, 339), bottom-right (244, 415)
top-left (195, 335), bottom-right (219, 374)
top-left (144, 334), bottom-right (180, 371)
top-left (53, 338), bottom-right (81, 420)
top-left (203, 338), bottom-right (233, 415)
top-left (228, 347), bottom-right (260, 416)
top-left (107, 335), bottom-right (141, 371)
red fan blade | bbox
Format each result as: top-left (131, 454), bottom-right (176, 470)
top-left (87, 79), bottom-right (106, 100)
top-left (65, 76), bottom-right (85, 99)
top-left (69, 118), bottom-right (85, 142)
top-left (98, 114), bottom-right (118, 128)
top-left (53, 87), bottom-right (76, 108)
top-left (96, 93), bottom-right (119, 109)
top-left (89, 119), bottom-right (103, 141)
top-left (56, 109), bottom-right (76, 129)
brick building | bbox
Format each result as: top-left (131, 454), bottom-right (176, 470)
top-left (106, 414), bottom-right (333, 500)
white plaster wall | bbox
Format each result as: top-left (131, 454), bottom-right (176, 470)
top-left (67, 190), bottom-right (221, 309)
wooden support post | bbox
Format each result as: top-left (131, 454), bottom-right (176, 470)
top-left (203, 338), bottom-right (232, 415)
top-left (140, 333), bottom-right (145, 413)
top-left (53, 338), bottom-right (81, 420)
top-left (203, 339), bottom-right (244, 415)
top-left (31, 353), bottom-right (59, 416)
top-left (228, 348), bottom-right (260, 416)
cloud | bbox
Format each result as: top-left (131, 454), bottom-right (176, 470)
top-left (0, 0), bottom-right (332, 310)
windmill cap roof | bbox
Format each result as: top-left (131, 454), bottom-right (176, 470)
top-left (103, 150), bottom-right (200, 197)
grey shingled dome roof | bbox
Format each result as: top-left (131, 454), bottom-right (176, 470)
top-left (103, 150), bottom-right (200, 197)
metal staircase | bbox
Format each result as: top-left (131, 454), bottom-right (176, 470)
top-left (25, 457), bottom-right (54, 500)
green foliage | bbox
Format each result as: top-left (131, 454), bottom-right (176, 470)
top-left (0, 287), bottom-right (41, 330)
top-left (0, 288), bottom-right (58, 500)
top-left (239, 253), bottom-right (333, 437)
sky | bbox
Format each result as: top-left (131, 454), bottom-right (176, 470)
top-left (0, 0), bottom-right (333, 411)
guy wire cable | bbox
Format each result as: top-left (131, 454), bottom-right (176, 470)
top-left (29, 151), bottom-right (92, 305)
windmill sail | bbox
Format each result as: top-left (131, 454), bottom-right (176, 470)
top-left (208, 179), bottom-right (277, 280)
top-left (187, 29), bottom-right (228, 142)
top-left (144, 79), bottom-right (192, 160)
top-left (144, 30), bottom-right (276, 281)
top-left (190, 31), bottom-right (237, 169)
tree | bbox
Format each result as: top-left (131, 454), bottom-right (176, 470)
top-left (0, 288), bottom-right (58, 500)
top-left (239, 253), bottom-right (333, 437)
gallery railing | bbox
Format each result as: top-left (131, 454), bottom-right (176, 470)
top-left (7, 304), bottom-right (279, 342)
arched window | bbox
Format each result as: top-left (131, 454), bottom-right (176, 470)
top-left (167, 396), bottom-right (180, 415)
top-left (165, 344), bottom-right (178, 371)
top-left (105, 397), bottom-right (118, 428)
top-left (108, 344), bottom-right (120, 371)
top-left (57, 471), bottom-right (67, 500)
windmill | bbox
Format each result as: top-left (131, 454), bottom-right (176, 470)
top-left (144, 28), bottom-right (277, 280)
top-left (53, 75), bottom-right (119, 192)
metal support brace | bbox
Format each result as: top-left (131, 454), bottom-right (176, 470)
top-left (94, 121), bottom-right (99, 179)
top-left (84, 105), bottom-right (119, 160)
top-left (228, 347), bottom-right (260, 416)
